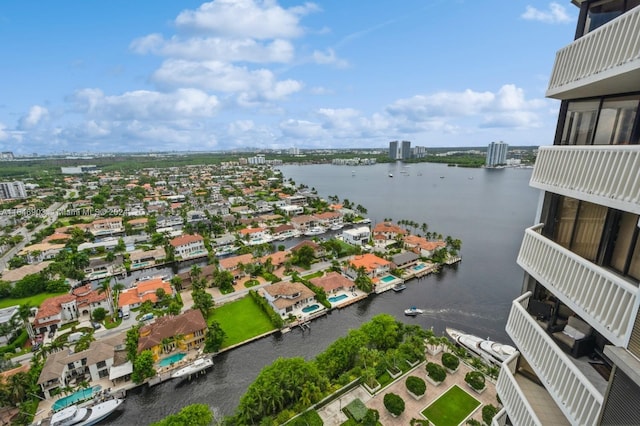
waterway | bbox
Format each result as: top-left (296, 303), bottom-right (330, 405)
top-left (107, 162), bottom-right (540, 425)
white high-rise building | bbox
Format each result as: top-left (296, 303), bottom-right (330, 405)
top-left (0, 181), bottom-right (27, 199)
top-left (485, 141), bottom-right (508, 167)
top-left (494, 2), bottom-right (640, 426)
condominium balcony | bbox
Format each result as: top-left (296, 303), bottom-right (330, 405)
top-left (546, 6), bottom-right (640, 99)
top-left (518, 224), bottom-right (639, 347)
top-left (505, 293), bottom-right (603, 426)
top-left (495, 352), bottom-right (569, 426)
top-left (531, 145), bottom-right (640, 215)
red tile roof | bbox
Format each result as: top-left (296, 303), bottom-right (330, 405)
top-left (170, 234), bottom-right (203, 247)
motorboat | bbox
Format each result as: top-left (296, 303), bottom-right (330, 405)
top-left (388, 173), bottom-right (393, 178)
top-left (45, 398), bottom-right (123, 426)
top-left (446, 328), bottom-right (516, 365)
top-left (404, 307), bottom-right (423, 316)
top-left (392, 284), bottom-right (407, 292)
top-left (304, 226), bottom-right (326, 236)
top-left (329, 223), bottom-right (344, 231)
top-left (171, 357), bottom-right (214, 380)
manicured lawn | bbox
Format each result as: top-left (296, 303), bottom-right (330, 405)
top-left (421, 385), bottom-right (481, 426)
top-left (0, 292), bottom-right (68, 309)
top-left (302, 271), bottom-right (323, 280)
top-left (209, 296), bottom-right (275, 348)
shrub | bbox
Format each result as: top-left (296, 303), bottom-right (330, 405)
top-left (405, 376), bottom-right (426, 396)
top-left (383, 393), bottom-right (405, 417)
top-left (441, 352), bottom-right (459, 370)
top-left (426, 362), bottom-right (446, 382)
top-left (482, 404), bottom-right (499, 425)
top-left (465, 371), bottom-right (486, 391)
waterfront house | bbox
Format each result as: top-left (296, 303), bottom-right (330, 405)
top-left (238, 227), bottom-right (272, 245)
top-left (129, 247), bottom-right (167, 270)
top-left (126, 217), bottom-right (148, 231)
top-left (314, 211), bottom-right (343, 229)
top-left (403, 235), bottom-right (446, 257)
top-left (218, 253), bottom-right (254, 279)
top-left (309, 272), bottom-right (355, 294)
top-left (117, 278), bottom-right (173, 311)
top-left (342, 226), bottom-right (371, 246)
top-left (372, 222), bottom-right (407, 243)
top-left (345, 253), bottom-right (391, 280)
top-left (390, 251), bottom-right (420, 270)
top-left (90, 217), bottom-right (124, 237)
top-left (280, 204), bottom-right (304, 216)
top-left (290, 240), bottom-right (326, 259)
top-left (290, 215), bottom-right (319, 233)
top-left (0, 306), bottom-right (20, 345)
top-left (83, 255), bottom-right (125, 281)
top-left (169, 234), bottom-right (207, 261)
top-left (18, 242), bottom-right (65, 264)
top-left (137, 309), bottom-right (207, 361)
top-left (270, 224), bottom-right (298, 240)
top-left (37, 333), bottom-right (124, 399)
top-left (261, 282), bottom-right (316, 317)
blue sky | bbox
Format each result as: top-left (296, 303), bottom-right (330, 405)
top-left (0, 1), bottom-right (577, 154)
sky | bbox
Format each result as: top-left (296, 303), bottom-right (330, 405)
top-left (0, 1), bottom-right (578, 154)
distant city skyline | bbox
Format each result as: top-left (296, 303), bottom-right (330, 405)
top-left (0, 1), bottom-right (576, 154)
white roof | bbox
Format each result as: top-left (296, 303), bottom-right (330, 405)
top-left (109, 361), bottom-right (133, 380)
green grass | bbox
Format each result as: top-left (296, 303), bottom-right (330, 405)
top-left (0, 292), bottom-right (68, 309)
top-left (209, 296), bottom-right (275, 348)
top-left (421, 385), bottom-right (481, 426)
top-left (302, 271), bottom-right (323, 280)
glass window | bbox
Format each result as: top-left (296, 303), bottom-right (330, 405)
top-left (571, 202), bottom-right (608, 261)
top-left (553, 197), bottom-right (579, 248)
top-left (628, 238), bottom-right (640, 280)
top-left (609, 212), bottom-right (638, 272)
top-left (561, 101), bottom-right (599, 145)
top-left (593, 97), bottom-right (639, 145)
top-left (584, 0), bottom-right (624, 34)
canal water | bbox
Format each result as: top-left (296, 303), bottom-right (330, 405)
top-left (107, 162), bottom-right (540, 425)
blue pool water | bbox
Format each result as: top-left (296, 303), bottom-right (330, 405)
top-left (52, 385), bottom-right (102, 411)
top-left (380, 275), bottom-right (396, 283)
top-left (158, 352), bottom-right (186, 367)
top-left (328, 294), bottom-right (348, 303)
top-left (413, 264), bottom-right (426, 271)
top-left (302, 304), bottom-right (320, 313)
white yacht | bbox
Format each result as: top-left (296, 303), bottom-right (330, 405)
top-left (170, 357), bottom-right (214, 380)
top-left (446, 327), bottom-right (516, 365)
top-left (45, 398), bottom-right (123, 426)
top-left (304, 226), bottom-right (326, 236)
top-left (404, 307), bottom-right (423, 316)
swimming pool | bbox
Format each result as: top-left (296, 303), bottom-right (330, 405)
top-left (158, 352), bottom-right (186, 367)
top-left (302, 304), bottom-right (320, 313)
top-left (413, 263), bottom-right (426, 271)
top-left (328, 294), bottom-right (348, 303)
top-left (52, 385), bottom-right (102, 411)
top-left (380, 275), bottom-right (397, 283)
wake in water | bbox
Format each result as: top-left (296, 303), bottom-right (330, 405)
top-left (416, 307), bottom-right (493, 321)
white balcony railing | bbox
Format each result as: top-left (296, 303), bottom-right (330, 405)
top-left (518, 224), bottom-right (639, 347)
top-left (506, 293), bottom-right (603, 426)
top-left (547, 5), bottom-right (640, 99)
top-left (531, 146), bottom-right (640, 215)
top-left (495, 352), bottom-right (542, 426)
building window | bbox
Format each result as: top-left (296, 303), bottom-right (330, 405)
top-left (97, 361), bottom-right (107, 369)
top-left (561, 100), bottom-right (599, 145)
top-left (551, 196), bottom-right (607, 261)
top-left (98, 369), bottom-right (109, 379)
top-left (584, 0), bottom-right (625, 34)
top-left (606, 211), bottom-right (640, 281)
top-left (593, 96), bottom-right (639, 145)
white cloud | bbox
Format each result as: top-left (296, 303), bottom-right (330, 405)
top-left (522, 3), bottom-right (572, 24)
top-left (72, 88), bottom-right (220, 120)
top-left (131, 34), bottom-right (294, 63)
top-left (152, 59), bottom-right (302, 101)
top-left (0, 123), bottom-right (8, 141)
top-left (18, 105), bottom-right (49, 129)
top-left (279, 118), bottom-right (325, 139)
top-left (175, 0), bottom-right (319, 39)
top-left (312, 48), bottom-right (348, 68)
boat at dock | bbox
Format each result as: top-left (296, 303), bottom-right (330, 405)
top-left (404, 307), bottom-right (423, 316)
top-left (392, 284), bottom-right (407, 292)
top-left (39, 398), bottom-right (124, 426)
top-left (304, 226), bottom-right (326, 236)
top-left (170, 357), bottom-right (214, 380)
top-left (446, 327), bottom-right (516, 365)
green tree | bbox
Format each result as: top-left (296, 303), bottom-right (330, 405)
top-left (192, 289), bottom-right (214, 318)
top-left (170, 275), bottom-right (183, 292)
top-left (291, 245), bottom-right (315, 269)
top-left (91, 307), bottom-right (107, 322)
top-left (204, 320), bottom-right (226, 353)
top-left (482, 404), bottom-right (499, 425)
top-left (125, 326), bottom-right (140, 362)
top-left (150, 404), bottom-right (213, 426)
top-left (132, 350), bottom-right (156, 384)
top-left (383, 392), bottom-right (405, 417)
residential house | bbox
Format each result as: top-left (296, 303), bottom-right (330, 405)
top-left (238, 227), bottom-right (272, 245)
top-left (72, 284), bottom-right (113, 317)
top-left (403, 235), bottom-right (446, 257)
top-left (218, 253), bottom-right (254, 279)
top-left (0, 306), bottom-right (20, 345)
top-left (137, 309), bottom-right (207, 361)
top-left (345, 254), bottom-right (392, 293)
top-left (390, 251), bottom-right (420, 270)
top-left (117, 278), bottom-right (173, 311)
top-left (18, 243), bottom-right (65, 264)
top-left (271, 224), bottom-right (299, 240)
top-left (32, 287), bottom-right (110, 335)
top-left (83, 255), bottom-right (125, 281)
top-left (261, 282), bottom-right (316, 317)
top-left (342, 226), bottom-right (371, 246)
top-left (290, 215), bottom-right (319, 233)
top-left (126, 217), bottom-right (148, 231)
top-left (290, 240), bottom-right (326, 259)
top-left (37, 333), bottom-right (124, 399)
top-left (372, 222), bottom-right (407, 244)
top-left (0, 262), bottom-right (52, 283)
top-left (177, 264), bottom-right (217, 290)
top-left (169, 234), bottom-right (207, 260)
top-left (309, 272), bottom-right (355, 295)
top-left (314, 211), bottom-right (343, 229)
top-left (90, 217), bottom-right (124, 237)
top-left (281, 204), bottom-right (304, 216)
top-left (129, 247), bottom-right (166, 270)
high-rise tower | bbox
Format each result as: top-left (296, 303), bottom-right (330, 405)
top-left (494, 2), bottom-right (640, 425)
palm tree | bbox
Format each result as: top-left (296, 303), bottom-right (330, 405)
top-left (98, 278), bottom-right (115, 314)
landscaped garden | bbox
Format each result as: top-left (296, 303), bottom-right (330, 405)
top-left (421, 385), bottom-right (481, 426)
top-left (208, 295), bottom-right (276, 348)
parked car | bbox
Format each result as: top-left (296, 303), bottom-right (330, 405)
top-left (91, 322), bottom-right (102, 330)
